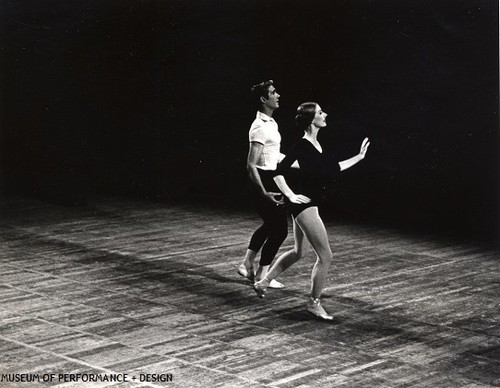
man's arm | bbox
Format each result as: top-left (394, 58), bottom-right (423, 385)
top-left (247, 142), bottom-right (283, 205)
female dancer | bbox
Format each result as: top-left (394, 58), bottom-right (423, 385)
top-left (253, 102), bottom-right (370, 320)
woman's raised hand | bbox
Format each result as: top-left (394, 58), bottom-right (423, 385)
top-left (359, 137), bottom-right (370, 159)
top-left (288, 194), bottom-right (312, 204)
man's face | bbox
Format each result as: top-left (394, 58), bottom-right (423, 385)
top-left (263, 85), bottom-right (280, 110)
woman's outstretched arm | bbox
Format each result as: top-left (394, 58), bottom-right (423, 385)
top-left (338, 137), bottom-right (370, 171)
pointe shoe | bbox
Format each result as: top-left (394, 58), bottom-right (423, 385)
top-left (238, 263), bottom-right (255, 282)
top-left (253, 280), bottom-right (267, 298)
top-left (267, 279), bottom-right (285, 289)
top-left (307, 298), bottom-right (333, 321)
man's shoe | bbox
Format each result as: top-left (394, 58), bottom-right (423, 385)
top-left (238, 263), bottom-right (254, 282)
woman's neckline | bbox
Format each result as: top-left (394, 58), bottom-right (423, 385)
top-left (302, 137), bottom-right (323, 154)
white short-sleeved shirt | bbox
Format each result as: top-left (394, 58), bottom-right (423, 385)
top-left (248, 111), bottom-right (281, 171)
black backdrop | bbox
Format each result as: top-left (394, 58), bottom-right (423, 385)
top-left (1, 0), bottom-right (498, 241)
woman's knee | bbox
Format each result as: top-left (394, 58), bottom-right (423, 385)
top-left (287, 248), bottom-right (304, 264)
top-left (293, 241), bottom-right (307, 258)
top-left (315, 249), bottom-right (333, 266)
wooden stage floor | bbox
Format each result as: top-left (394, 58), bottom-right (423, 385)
top-left (0, 196), bottom-right (499, 387)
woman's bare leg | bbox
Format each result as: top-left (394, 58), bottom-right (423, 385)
top-left (293, 207), bottom-right (333, 319)
top-left (253, 216), bottom-right (308, 297)
top-left (295, 207), bottom-right (333, 299)
top-left (266, 216), bottom-right (308, 279)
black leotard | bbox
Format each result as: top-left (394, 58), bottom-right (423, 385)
top-left (275, 138), bottom-right (340, 217)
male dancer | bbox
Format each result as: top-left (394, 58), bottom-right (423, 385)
top-left (238, 80), bottom-right (288, 288)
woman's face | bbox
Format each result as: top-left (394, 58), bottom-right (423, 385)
top-left (311, 104), bottom-right (328, 128)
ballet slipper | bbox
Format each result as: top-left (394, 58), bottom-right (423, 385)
top-left (253, 279), bottom-right (269, 298)
top-left (307, 297), bottom-right (333, 321)
top-left (267, 279), bottom-right (285, 289)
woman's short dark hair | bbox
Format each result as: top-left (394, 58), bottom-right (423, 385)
top-left (250, 80), bottom-right (274, 106)
top-left (295, 102), bottom-right (318, 131)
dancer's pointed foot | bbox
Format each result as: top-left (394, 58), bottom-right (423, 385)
top-left (253, 279), bottom-right (269, 298)
top-left (307, 298), bottom-right (333, 321)
top-left (255, 266), bottom-right (284, 289)
top-left (238, 263), bottom-right (255, 282)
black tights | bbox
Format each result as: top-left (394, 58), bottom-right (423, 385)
top-left (248, 172), bottom-right (288, 266)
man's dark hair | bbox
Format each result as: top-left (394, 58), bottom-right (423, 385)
top-left (250, 80), bottom-right (274, 106)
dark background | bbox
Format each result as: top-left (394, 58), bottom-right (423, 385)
top-left (1, 0), bottom-right (498, 241)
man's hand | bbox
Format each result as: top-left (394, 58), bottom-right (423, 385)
top-left (262, 191), bottom-right (285, 205)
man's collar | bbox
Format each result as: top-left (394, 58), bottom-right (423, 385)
top-left (257, 111), bottom-right (274, 122)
